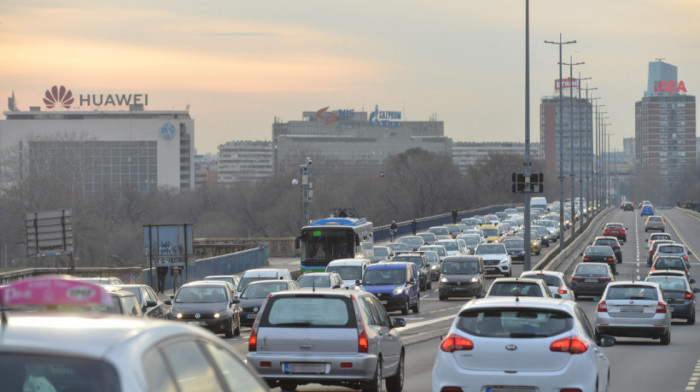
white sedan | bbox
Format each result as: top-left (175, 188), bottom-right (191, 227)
top-left (520, 270), bottom-right (575, 301)
top-left (432, 297), bottom-right (613, 392)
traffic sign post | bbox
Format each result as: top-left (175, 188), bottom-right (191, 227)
top-left (25, 209), bottom-right (75, 272)
top-left (512, 172), bottom-right (544, 193)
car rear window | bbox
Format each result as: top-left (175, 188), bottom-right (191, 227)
top-left (456, 308), bottom-right (573, 338)
top-left (658, 245), bottom-right (684, 253)
top-left (326, 265), bottom-right (363, 280)
top-left (585, 247), bottom-right (613, 255)
top-left (489, 282), bottom-right (542, 297)
top-left (0, 353), bottom-right (120, 392)
top-left (263, 296), bottom-right (355, 328)
top-left (605, 285), bottom-right (659, 300)
top-left (645, 278), bottom-right (688, 291)
top-left (574, 264), bottom-right (608, 275)
top-left (521, 274), bottom-right (561, 287)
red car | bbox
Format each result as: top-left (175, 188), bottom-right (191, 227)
top-left (603, 223), bottom-right (627, 243)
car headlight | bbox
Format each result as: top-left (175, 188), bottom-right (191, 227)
top-left (500, 258), bottom-right (509, 264)
top-left (440, 277), bottom-right (449, 283)
top-left (393, 286), bottom-right (405, 295)
top-left (431, 265), bottom-right (438, 270)
top-left (176, 313), bottom-right (183, 319)
top-left (470, 277), bottom-right (479, 283)
top-left (213, 312), bottom-right (221, 319)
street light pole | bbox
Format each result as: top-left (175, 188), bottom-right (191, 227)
top-left (523, 0), bottom-right (533, 271)
top-left (579, 82), bottom-right (595, 224)
top-left (561, 57), bottom-right (584, 237)
top-left (545, 34), bottom-right (576, 252)
top-left (588, 96), bottom-right (601, 218)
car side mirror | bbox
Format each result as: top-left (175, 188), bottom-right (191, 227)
top-left (408, 279), bottom-right (415, 284)
top-left (164, 299), bottom-right (172, 305)
top-left (690, 279), bottom-right (696, 284)
top-left (554, 293), bottom-right (562, 299)
top-left (689, 251), bottom-right (693, 256)
top-left (231, 298), bottom-right (240, 304)
top-left (392, 318), bottom-right (407, 328)
top-left (598, 335), bottom-right (616, 347)
top-left (145, 300), bottom-right (157, 308)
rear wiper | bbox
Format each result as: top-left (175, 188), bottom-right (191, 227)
top-left (275, 322), bottom-right (314, 327)
top-left (509, 332), bottom-right (547, 338)
top-left (629, 296), bottom-right (649, 300)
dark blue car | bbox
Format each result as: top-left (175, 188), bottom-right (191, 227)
top-left (361, 262), bottom-right (420, 315)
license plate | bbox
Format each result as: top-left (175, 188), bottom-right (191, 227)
top-left (283, 363), bottom-right (325, 374)
top-left (585, 278), bottom-right (598, 283)
top-left (246, 314), bottom-right (257, 319)
top-left (487, 387), bottom-right (536, 392)
top-left (485, 268), bottom-right (495, 272)
top-left (188, 321), bottom-right (205, 326)
top-left (380, 300), bottom-right (388, 305)
top-left (669, 306), bottom-right (675, 312)
top-left (620, 305), bottom-right (642, 312)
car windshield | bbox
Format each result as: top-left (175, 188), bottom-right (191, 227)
top-left (422, 246), bottom-right (446, 256)
top-left (430, 227), bottom-right (449, 235)
top-left (388, 243), bottom-right (410, 252)
top-left (0, 353), bottom-right (120, 392)
top-left (326, 265), bottom-right (363, 280)
top-left (520, 274), bottom-right (562, 287)
top-left (204, 276), bottom-right (235, 286)
top-left (475, 244), bottom-right (505, 255)
top-left (238, 276), bottom-right (276, 292)
top-left (648, 217), bottom-right (662, 222)
top-left (503, 239), bottom-right (524, 249)
top-left (442, 260), bottom-right (479, 274)
top-left (595, 239), bottom-right (617, 247)
top-left (363, 269), bottom-right (405, 285)
top-left (374, 247), bottom-right (389, 257)
top-left (392, 256), bottom-right (423, 267)
top-left (297, 275), bottom-right (331, 288)
top-left (481, 228), bottom-right (498, 237)
top-left (400, 237), bottom-right (423, 245)
top-left (175, 286), bottom-right (228, 303)
top-left (437, 241), bottom-right (458, 251)
top-left (240, 282), bottom-right (289, 299)
top-left (605, 285), bottom-right (658, 300)
top-left (118, 286), bottom-right (144, 304)
top-left (264, 297), bottom-right (352, 327)
top-left (456, 308), bottom-right (572, 338)
top-left (423, 252), bottom-right (438, 263)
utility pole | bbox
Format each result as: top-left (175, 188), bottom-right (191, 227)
top-left (545, 34), bottom-right (576, 252)
top-left (523, 0), bottom-right (533, 271)
top-left (579, 81), bottom-right (595, 224)
top-left (296, 157), bottom-right (313, 225)
top-left (561, 57), bottom-right (584, 237)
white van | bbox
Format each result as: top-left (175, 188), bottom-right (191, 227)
top-left (530, 196), bottom-right (548, 212)
top-left (237, 268), bottom-right (292, 297)
top-left (325, 258), bottom-right (371, 289)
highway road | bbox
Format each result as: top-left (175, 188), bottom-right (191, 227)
top-left (224, 207), bottom-right (700, 391)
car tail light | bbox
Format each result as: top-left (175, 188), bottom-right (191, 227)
top-left (599, 277), bottom-right (611, 281)
top-left (607, 257), bottom-right (615, 262)
top-left (440, 333), bottom-right (474, 353)
top-left (358, 325), bottom-right (369, 353)
top-left (440, 387), bottom-right (464, 392)
top-left (652, 267), bottom-right (656, 271)
top-left (583, 257), bottom-right (590, 261)
top-left (597, 301), bottom-right (607, 312)
top-left (571, 277), bottom-right (584, 281)
top-left (656, 302), bottom-right (667, 314)
top-left (550, 336), bottom-right (589, 354)
top-left (686, 292), bottom-right (693, 299)
top-left (248, 326), bottom-right (258, 352)
top-left (558, 285), bottom-right (568, 295)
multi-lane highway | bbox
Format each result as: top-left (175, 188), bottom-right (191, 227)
top-left (225, 207), bottom-right (700, 391)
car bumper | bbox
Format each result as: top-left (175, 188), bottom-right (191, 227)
top-left (432, 350), bottom-right (604, 392)
top-left (241, 311), bottom-right (260, 327)
top-left (375, 295), bottom-right (410, 312)
top-left (596, 314), bottom-right (669, 337)
top-left (248, 352), bottom-right (379, 386)
top-left (570, 281), bottom-right (609, 296)
top-left (668, 302), bottom-right (694, 318)
top-left (439, 282), bottom-right (482, 298)
top-left (170, 315), bottom-right (234, 333)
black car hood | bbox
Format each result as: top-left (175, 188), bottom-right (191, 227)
top-left (239, 298), bottom-right (266, 308)
top-left (171, 301), bottom-right (229, 314)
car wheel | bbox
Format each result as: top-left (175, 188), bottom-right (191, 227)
top-left (412, 298), bottom-right (420, 314)
top-left (401, 300), bottom-right (409, 315)
top-left (645, 229), bottom-right (648, 232)
top-left (688, 311), bottom-right (696, 325)
top-left (505, 271), bottom-right (512, 277)
top-left (419, 281), bottom-right (426, 292)
top-left (362, 358), bottom-right (382, 392)
top-left (279, 382), bottom-right (297, 392)
top-left (438, 294), bottom-right (446, 301)
top-left (536, 249), bottom-right (541, 255)
top-left (386, 352), bottom-right (404, 392)
top-left (660, 329), bottom-right (671, 345)
top-left (427, 280), bottom-right (432, 290)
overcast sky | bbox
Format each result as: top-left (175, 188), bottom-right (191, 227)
top-left (1, 0), bottom-right (698, 154)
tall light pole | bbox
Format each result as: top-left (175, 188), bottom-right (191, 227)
top-left (588, 96), bottom-right (601, 218)
top-left (545, 34), bottom-right (576, 252)
top-left (523, 0), bottom-right (533, 271)
top-left (561, 57), bottom-right (584, 237)
top-left (604, 126), bottom-right (613, 207)
top-left (293, 157), bottom-right (313, 225)
top-left (597, 109), bottom-right (608, 210)
top-left (579, 82), bottom-right (595, 224)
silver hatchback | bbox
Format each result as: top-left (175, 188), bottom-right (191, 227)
top-left (595, 281), bottom-right (671, 345)
top-left (247, 289), bottom-right (406, 392)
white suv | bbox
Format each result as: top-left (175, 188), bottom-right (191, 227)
top-left (473, 243), bottom-right (512, 277)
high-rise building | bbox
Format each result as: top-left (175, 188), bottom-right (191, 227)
top-left (635, 61), bottom-right (696, 186)
top-left (539, 83), bottom-right (593, 177)
top-left (217, 141), bottom-right (273, 183)
top-left (1, 87), bottom-right (194, 191)
top-left (645, 60), bottom-right (677, 97)
top-left (272, 106), bottom-right (449, 173)
top-left (452, 142), bottom-right (540, 171)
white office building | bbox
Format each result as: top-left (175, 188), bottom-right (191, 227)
top-left (217, 140), bottom-right (274, 183)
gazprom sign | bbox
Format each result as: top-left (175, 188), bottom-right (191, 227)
top-left (369, 105), bottom-right (402, 127)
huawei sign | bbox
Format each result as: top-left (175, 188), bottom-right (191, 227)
top-left (43, 85), bottom-right (75, 109)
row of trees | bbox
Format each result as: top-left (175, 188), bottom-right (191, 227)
top-left (0, 144), bottom-right (696, 268)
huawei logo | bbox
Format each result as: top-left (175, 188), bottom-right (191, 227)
top-left (43, 85), bottom-right (75, 109)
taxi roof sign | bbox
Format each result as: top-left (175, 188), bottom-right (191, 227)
top-left (0, 276), bottom-right (113, 307)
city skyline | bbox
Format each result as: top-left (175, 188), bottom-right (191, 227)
top-left (1, 0), bottom-right (698, 154)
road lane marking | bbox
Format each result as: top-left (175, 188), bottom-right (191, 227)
top-left (661, 211), bottom-right (699, 265)
top-left (686, 358), bottom-right (700, 390)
